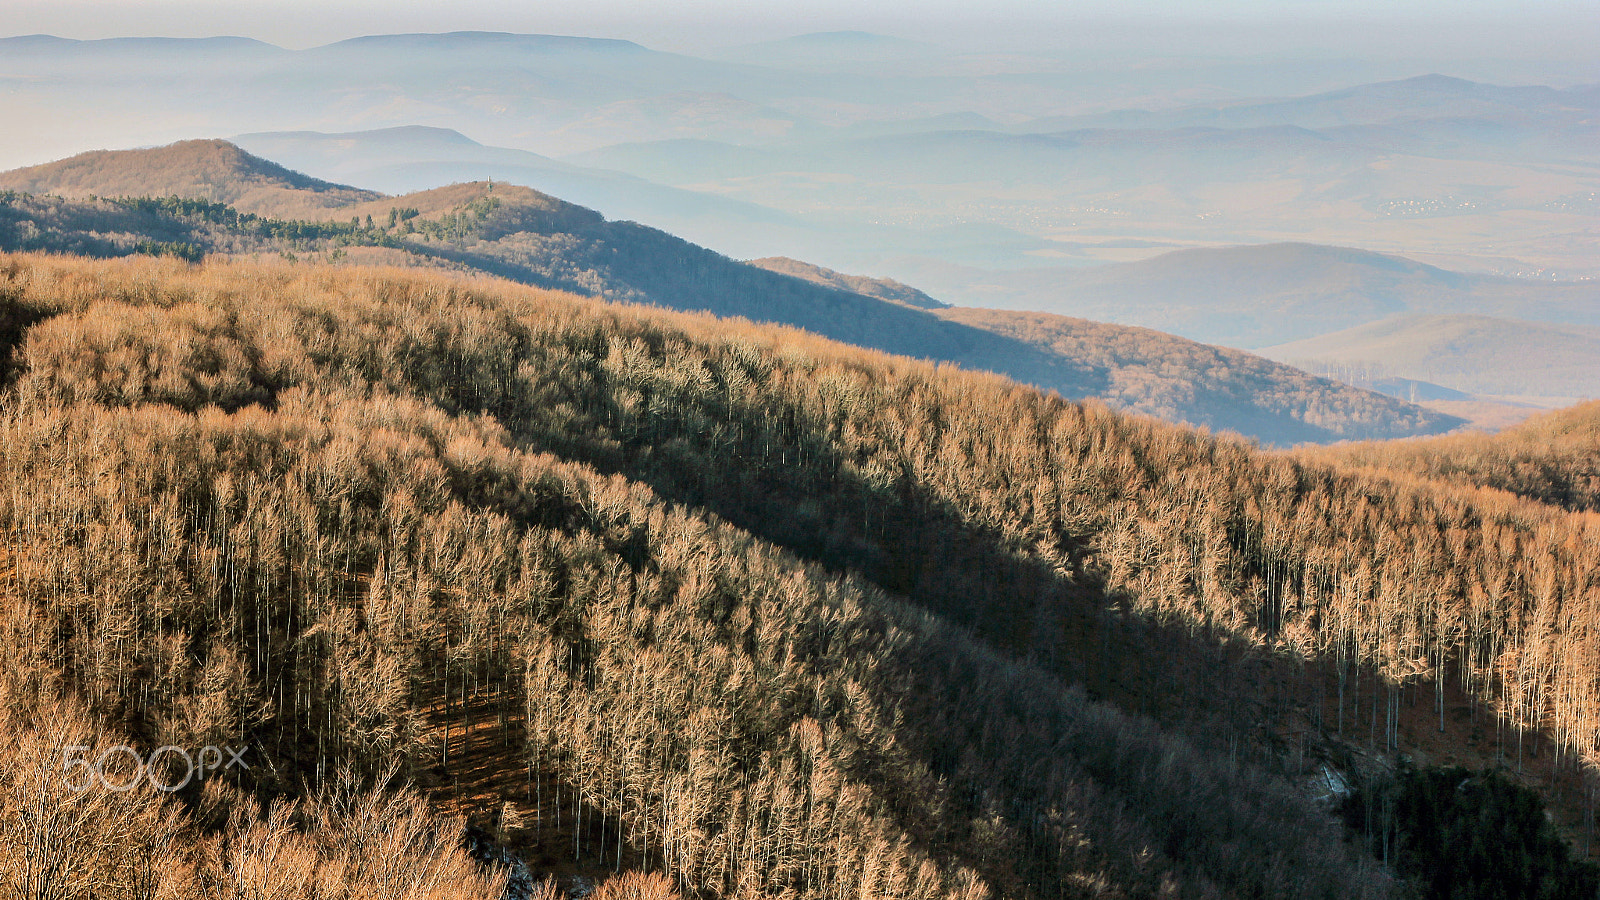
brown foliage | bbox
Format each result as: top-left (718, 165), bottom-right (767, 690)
top-left (1305, 400), bottom-right (1600, 513)
top-left (2, 180), bottom-right (1453, 445)
top-left (9, 251), bottom-right (1545, 898)
top-left (592, 871), bottom-right (681, 900)
top-left (938, 305), bottom-right (1461, 442)
top-left (176, 771), bottom-right (506, 899)
top-left (0, 673), bottom-right (500, 900)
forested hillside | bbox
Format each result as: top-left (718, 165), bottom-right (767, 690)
top-left (4, 253), bottom-right (1600, 897)
top-left (0, 145), bottom-right (1462, 445)
top-left (932, 307), bottom-right (1446, 444)
top-left (0, 190), bottom-right (387, 263)
top-left (1307, 401), bottom-right (1600, 512)
top-left (0, 253), bottom-right (1390, 899)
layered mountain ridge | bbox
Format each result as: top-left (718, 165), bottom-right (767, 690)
top-left (0, 139), bottom-right (1463, 445)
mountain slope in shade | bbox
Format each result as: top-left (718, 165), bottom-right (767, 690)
top-left (6, 252), bottom-right (1600, 896)
top-left (0, 251), bottom-right (1409, 899)
top-left (0, 139), bottom-right (381, 218)
top-left (329, 182), bottom-right (1462, 443)
top-left (1261, 314), bottom-right (1600, 402)
top-left (933, 306), bottom-right (1459, 442)
top-left (742, 255), bottom-right (1461, 439)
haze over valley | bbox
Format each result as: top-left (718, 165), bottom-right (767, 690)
top-left (3, 21), bottom-right (1593, 417)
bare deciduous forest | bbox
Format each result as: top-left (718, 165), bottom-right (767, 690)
top-left (1, 252), bottom-right (1597, 897)
top-left (1306, 401), bottom-right (1600, 513)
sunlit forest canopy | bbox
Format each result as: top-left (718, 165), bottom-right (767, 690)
top-left (1304, 400), bottom-right (1600, 513)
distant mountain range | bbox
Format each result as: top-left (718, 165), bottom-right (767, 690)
top-left (1017, 74), bottom-right (1600, 136)
top-left (3, 32), bottom-right (1595, 285)
top-left (0, 139), bottom-right (1461, 445)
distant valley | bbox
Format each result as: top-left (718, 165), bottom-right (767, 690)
top-left (0, 140), bottom-right (1462, 445)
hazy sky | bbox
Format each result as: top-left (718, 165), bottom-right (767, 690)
top-left (4, 0), bottom-right (1598, 63)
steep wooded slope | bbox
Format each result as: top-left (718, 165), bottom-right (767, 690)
top-left (350, 186), bottom-right (1459, 442)
top-left (8, 253), bottom-right (1600, 895)
top-left (751, 257), bottom-right (1458, 441)
top-left (0, 253), bottom-right (1391, 899)
top-left (935, 306), bottom-right (1451, 442)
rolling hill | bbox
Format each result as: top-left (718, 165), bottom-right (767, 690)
top-left (0, 251), bottom-right (1397, 900)
top-left (4, 32), bottom-right (1597, 288)
top-left (1018, 74), bottom-right (1600, 138)
top-left (931, 307), bottom-right (1450, 441)
top-left (306, 182), bottom-right (1466, 443)
top-left (564, 84), bottom-right (1600, 281)
top-left (752, 257), bottom-right (1459, 439)
top-left (1261, 314), bottom-right (1600, 403)
top-left (6, 34), bottom-right (1598, 298)
top-left (0, 139), bottom-right (381, 217)
top-left (6, 29), bottom-right (1600, 899)
top-left (0, 140), bottom-right (1463, 445)
top-left (898, 243), bottom-right (1600, 348)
